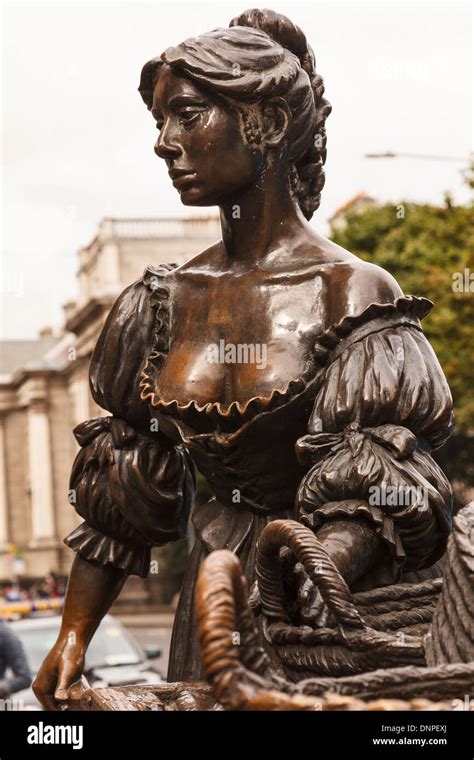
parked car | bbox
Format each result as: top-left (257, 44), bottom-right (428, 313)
top-left (10, 613), bottom-right (162, 709)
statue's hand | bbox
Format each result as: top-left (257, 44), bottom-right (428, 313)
top-left (279, 547), bottom-right (330, 628)
top-left (32, 634), bottom-right (86, 711)
top-left (292, 562), bottom-right (328, 626)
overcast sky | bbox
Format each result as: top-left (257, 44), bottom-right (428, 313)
top-left (1, 0), bottom-right (472, 339)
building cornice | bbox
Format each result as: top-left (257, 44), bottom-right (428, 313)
top-left (65, 296), bottom-right (116, 335)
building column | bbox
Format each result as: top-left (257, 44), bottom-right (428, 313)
top-left (19, 376), bottom-right (57, 546)
top-left (69, 371), bottom-right (91, 428)
top-left (0, 416), bottom-right (9, 547)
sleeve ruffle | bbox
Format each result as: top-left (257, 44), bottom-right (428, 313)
top-left (309, 297), bottom-right (453, 450)
top-left (311, 295), bottom-right (431, 361)
top-left (64, 414), bottom-right (196, 577)
top-left (296, 300), bottom-right (454, 580)
top-left (65, 522), bottom-right (151, 578)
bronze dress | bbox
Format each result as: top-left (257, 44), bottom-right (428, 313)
top-left (64, 262), bottom-right (454, 681)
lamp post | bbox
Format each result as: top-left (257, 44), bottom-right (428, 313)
top-left (365, 151), bottom-right (469, 163)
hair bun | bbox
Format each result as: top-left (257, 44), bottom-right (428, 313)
top-left (230, 8), bottom-right (316, 78)
top-left (230, 9), bottom-right (331, 220)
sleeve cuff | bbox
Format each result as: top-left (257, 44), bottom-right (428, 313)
top-left (64, 522), bottom-right (151, 578)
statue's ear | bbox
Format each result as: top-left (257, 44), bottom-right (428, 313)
top-left (261, 97), bottom-right (292, 148)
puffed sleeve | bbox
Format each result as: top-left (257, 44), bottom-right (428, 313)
top-left (295, 296), bottom-right (454, 583)
top-left (64, 265), bottom-right (196, 577)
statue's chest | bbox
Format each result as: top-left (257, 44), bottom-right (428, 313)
top-left (154, 272), bottom-right (326, 407)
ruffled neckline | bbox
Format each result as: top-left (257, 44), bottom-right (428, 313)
top-left (139, 263), bottom-right (432, 426)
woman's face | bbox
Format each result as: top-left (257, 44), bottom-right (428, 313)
top-left (152, 65), bottom-right (265, 206)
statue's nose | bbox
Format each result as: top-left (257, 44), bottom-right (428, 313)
top-left (154, 123), bottom-right (181, 159)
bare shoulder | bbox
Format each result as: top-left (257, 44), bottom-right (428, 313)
top-left (172, 241), bottom-right (224, 275)
top-left (301, 233), bottom-right (404, 321)
top-left (168, 232), bottom-right (403, 317)
top-left (329, 251), bottom-right (404, 311)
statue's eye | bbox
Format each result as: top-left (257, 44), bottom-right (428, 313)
top-left (178, 107), bottom-right (206, 126)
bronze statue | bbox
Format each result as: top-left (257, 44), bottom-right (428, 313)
top-left (33, 9), bottom-right (459, 710)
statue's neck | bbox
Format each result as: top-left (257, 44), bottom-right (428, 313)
top-left (219, 171), bottom-right (305, 265)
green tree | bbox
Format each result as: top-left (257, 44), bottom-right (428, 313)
top-left (330, 189), bottom-right (474, 496)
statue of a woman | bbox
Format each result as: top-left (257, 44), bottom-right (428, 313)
top-left (33, 9), bottom-right (453, 707)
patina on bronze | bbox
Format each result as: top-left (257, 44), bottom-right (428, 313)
top-left (33, 9), bottom-right (457, 709)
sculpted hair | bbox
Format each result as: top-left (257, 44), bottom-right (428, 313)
top-left (139, 9), bottom-right (331, 219)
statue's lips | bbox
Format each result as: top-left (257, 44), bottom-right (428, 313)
top-left (169, 170), bottom-right (197, 188)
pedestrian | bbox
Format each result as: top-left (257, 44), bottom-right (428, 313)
top-left (0, 618), bottom-right (32, 700)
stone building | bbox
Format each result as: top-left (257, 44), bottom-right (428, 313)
top-left (0, 216), bottom-right (220, 581)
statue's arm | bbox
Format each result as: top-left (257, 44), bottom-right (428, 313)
top-left (33, 272), bottom-right (194, 709)
top-left (33, 555), bottom-right (127, 709)
top-left (295, 310), bottom-right (454, 598)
